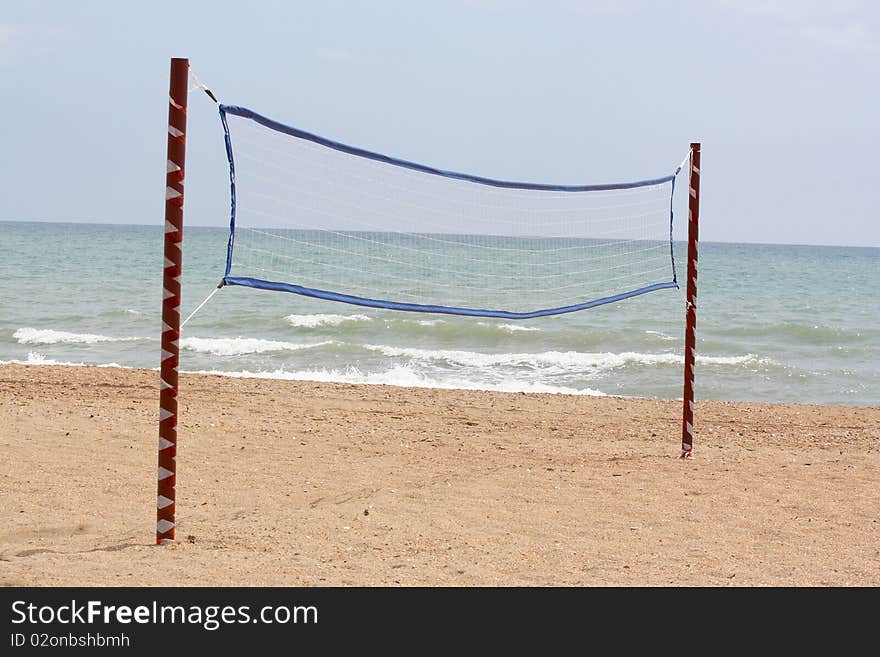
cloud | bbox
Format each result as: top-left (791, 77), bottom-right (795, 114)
top-left (0, 24), bottom-right (20, 48)
top-left (797, 21), bottom-right (880, 54)
top-left (723, 0), bottom-right (879, 55)
top-left (722, 0), bottom-right (798, 18)
top-left (461, 0), bottom-right (531, 9)
top-left (315, 47), bottom-right (354, 63)
top-left (0, 23), bottom-right (71, 50)
top-left (462, 0), bottom-right (637, 14)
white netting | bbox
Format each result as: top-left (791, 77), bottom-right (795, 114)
top-left (222, 109), bottom-right (681, 315)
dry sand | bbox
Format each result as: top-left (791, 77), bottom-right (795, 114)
top-left (0, 363), bottom-right (877, 586)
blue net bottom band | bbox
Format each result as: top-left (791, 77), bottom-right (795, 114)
top-left (221, 277), bottom-right (679, 319)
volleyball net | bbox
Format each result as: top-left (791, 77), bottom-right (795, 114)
top-left (218, 105), bottom-right (687, 319)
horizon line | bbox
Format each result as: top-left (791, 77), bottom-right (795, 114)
top-left (1, 218), bottom-right (878, 250)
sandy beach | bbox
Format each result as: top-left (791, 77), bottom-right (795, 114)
top-left (0, 363), bottom-right (877, 586)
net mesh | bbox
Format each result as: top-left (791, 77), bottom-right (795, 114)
top-left (219, 105), bottom-right (681, 318)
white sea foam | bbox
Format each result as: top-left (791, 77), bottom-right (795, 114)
top-left (0, 351), bottom-right (124, 368)
top-left (1, 348), bottom-right (762, 396)
top-left (285, 313), bottom-right (372, 328)
top-left (480, 322), bottom-right (541, 333)
top-left (180, 336), bottom-right (335, 356)
top-left (13, 328), bottom-right (143, 345)
top-left (645, 330), bottom-right (676, 341)
top-left (0, 354), bottom-right (603, 394)
top-left (363, 345), bottom-right (769, 371)
top-left (697, 354), bottom-right (769, 365)
top-left (187, 363), bottom-right (605, 396)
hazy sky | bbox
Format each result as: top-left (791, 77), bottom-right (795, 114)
top-left (1, 0), bottom-right (878, 246)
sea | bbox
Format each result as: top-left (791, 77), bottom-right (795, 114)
top-left (1, 220), bottom-right (877, 406)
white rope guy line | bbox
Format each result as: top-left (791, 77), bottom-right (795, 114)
top-left (675, 149), bottom-right (691, 176)
top-left (180, 284), bottom-right (223, 330)
top-left (189, 66), bottom-right (219, 103)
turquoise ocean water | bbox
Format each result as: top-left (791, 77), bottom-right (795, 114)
top-left (1, 220), bottom-right (877, 406)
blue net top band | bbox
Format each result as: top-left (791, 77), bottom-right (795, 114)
top-left (220, 105), bottom-right (675, 193)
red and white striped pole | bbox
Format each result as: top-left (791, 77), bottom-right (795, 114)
top-left (681, 142), bottom-right (700, 459)
top-left (157, 57), bottom-right (188, 544)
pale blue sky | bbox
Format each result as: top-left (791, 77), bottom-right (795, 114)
top-left (1, 0), bottom-right (877, 246)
